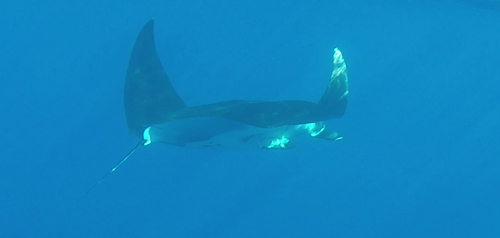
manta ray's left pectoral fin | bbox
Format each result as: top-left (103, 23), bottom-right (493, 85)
top-left (317, 48), bottom-right (349, 119)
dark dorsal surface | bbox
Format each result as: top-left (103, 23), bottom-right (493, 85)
top-left (124, 19), bottom-right (187, 137)
top-left (124, 19), bottom-right (348, 134)
top-left (157, 99), bottom-right (344, 129)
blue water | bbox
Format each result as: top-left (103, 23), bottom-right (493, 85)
top-left (1, 1), bottom-right (499, 237)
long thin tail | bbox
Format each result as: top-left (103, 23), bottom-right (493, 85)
top-left (87, 139), bottom-right (145, 193)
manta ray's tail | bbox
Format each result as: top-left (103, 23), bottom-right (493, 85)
top-left (317, 48), bottom-right (349, 118)
top-left (87, 139), bottom-right (145, 193)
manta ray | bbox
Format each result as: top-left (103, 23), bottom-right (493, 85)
top-left (88, 19), bottom-right (349, 191)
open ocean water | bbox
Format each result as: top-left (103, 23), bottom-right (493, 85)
top-left (0, 0), bottom-right (499, 237)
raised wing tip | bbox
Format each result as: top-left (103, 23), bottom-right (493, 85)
top-left (124, 19), bottom-right (187, 137)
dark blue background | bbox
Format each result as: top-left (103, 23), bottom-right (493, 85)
top-left (1, 0), bottom-right (499, 237)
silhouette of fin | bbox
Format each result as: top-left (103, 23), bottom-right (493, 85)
top-left (317, 48), bottom-right (349, 119)
top-left (124, 19), bottom-right (187, 137)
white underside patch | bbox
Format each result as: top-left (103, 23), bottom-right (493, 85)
top-left (142, 117), bottom-right (326, 150)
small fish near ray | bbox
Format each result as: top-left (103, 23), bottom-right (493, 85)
top-left (87, 19), bottom-right (349, 192)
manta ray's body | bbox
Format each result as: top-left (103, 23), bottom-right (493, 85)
top-left (88, 19), bottom-right (349, 191)
top-left (125, 19), bottom-right (348, 150)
